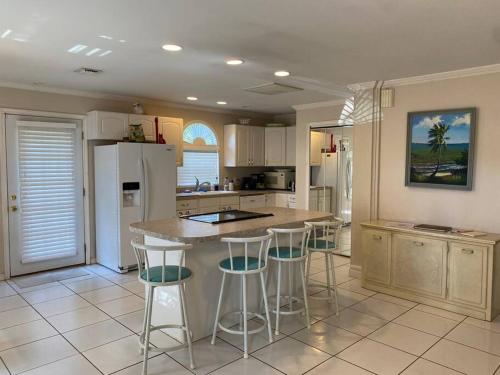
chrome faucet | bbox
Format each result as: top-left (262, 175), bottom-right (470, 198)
top-left (194, 177), bottom-right (211, 192)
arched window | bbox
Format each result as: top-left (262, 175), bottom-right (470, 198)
top-left (177, 122), bottom-right (220, 187)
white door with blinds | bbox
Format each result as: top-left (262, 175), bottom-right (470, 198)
top-left (6, 115), bottom-right (85, 276)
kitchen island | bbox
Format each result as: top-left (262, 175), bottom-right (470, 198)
top-left (130, 207), bottom-right (332, 340)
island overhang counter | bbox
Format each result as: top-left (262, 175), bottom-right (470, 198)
top-left (130, 207), bottom-right (332, 341)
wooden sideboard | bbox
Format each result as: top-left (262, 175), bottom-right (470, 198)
top-left (361, 221), bottom-right (500, 321)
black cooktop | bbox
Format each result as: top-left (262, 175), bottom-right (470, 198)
top-left (183, 210), bottom-right (273, 224)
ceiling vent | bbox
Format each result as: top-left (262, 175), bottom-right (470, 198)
top-left (74, 67), bottom-right (103, 75)
top-left (244, 82), bottom-right (303, 95)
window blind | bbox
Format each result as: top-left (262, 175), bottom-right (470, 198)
top-left (177, 150), bottom-right (219, 187)
top-left (17, 125), bottom-right (79, 263)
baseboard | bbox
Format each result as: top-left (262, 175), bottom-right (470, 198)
top-left (0, 273), bottom-right (5, 281)
top-left (90, 257), bottom-right (97, 265)
top-left (349, 264), bottom-right (362, 279)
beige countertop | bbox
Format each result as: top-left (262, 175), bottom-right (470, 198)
top-left (362, 220), bottom-right (500, 245)
top-left (130, 207), bottom-right (332, 244)
top-left (176, 187), bottom-right (332, 199)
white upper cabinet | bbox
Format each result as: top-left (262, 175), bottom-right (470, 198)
top-left (86, 111), bottom-right (183, 165)
top-left (224, 124), bottom-right (265, 167)
top-left (158, 117), bottom-right (184, 166)
top-left (251, 126), bottom-right (265, 166)
top-left (265, 127), bottom-right (286, 166)
top-left (128, 114), bottom-right (156, 141)
top-left (285, 126), bottom-right (296, 166)
top-left (86, 111), bottom-right (129, 140)
top-left (310, 131), bottom-right (322, 166)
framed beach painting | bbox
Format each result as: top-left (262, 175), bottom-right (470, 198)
top-left (405, 108), bottom-right (476, 190)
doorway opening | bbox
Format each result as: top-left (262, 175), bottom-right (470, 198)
top-left (309, 124), bottom-right (353, 257)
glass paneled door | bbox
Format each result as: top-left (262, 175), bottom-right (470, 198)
top-left (6, 115), bottom-right (85, 276)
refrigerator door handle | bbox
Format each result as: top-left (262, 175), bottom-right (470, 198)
top-left (140, 158), bottom-right (146, 221)
top-left (143, 157), bottom-right (149, 220)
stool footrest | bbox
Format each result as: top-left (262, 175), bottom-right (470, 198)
top-left (217, 311), bottom-right (267, 336)
top-left (271, 296), bottom-right (305, 316)
top-left (308, 282), bottom-right (338, 300)
top-left (139, 324), bottom-right (191, 353)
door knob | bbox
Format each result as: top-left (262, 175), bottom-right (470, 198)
top-left (10, 194), bottom-right (16, 201)
top-left (10, 205), bottom-right (17, 212)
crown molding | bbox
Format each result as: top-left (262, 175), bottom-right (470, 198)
top-left (0, 80), bottom-right (272, 118)
top-left (292, 99), bottom-right (346, 111)
top-left (349, 64), bottom-right (500, 90)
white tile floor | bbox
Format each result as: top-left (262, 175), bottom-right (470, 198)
top-left (1, 256), bottom-right (500, 374)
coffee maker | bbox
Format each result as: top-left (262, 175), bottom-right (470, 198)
top-left (241, 173), bottom-right (266, 190)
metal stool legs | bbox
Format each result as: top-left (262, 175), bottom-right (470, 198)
top-left (211, 272), bottom-right (273, 359)
top-left (179, 284), bottom-right (195, 369)
top-left (142, 285), bottom-right (154, 375)
top-left (140, 284), bottom-right (195, 375)
top-left (273, 260), bottom-right (310, 335)
top-left (306, 251), bottom-right (340, 316)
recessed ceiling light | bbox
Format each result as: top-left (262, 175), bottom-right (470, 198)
top-left (187, 96), bottom-right (198, 101)
top-left (86, 48), bottom-right (101, 56)
top-left (98, 35), bottom-right (113, 40)
top-left (217, 101), bottom-right (227, 105)
top-left (274, 70), bottom-right (290, 77)
top-left (162, 44), bottom-right (182, 52)
top-left (119, 39), bottom-right (126, 43)
top-left (68, 44), bottom-right (88, 54)
top-left (1, 29), bottom-right (12, 39)
top-left (99, 50), bottom-right (112, 57)
top-left (226, 59), bottom-right (244, 65)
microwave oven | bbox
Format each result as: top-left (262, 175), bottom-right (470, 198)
top-left (264, 171), bottom-right (295, 190)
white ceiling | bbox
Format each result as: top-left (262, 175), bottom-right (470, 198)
top-left (1, 0), bottom-right (500, 114)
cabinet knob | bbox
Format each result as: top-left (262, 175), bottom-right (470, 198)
top-left (372, 235), bottom-right (382, 240)
top-left (461, 248), bottom-right (474, 255)
top-left (413, 241), bottom-right (424, 247)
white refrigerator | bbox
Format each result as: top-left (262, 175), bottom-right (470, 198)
top-left (94, 143), bottom-right (177, 272)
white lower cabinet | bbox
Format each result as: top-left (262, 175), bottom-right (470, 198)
top-left (361, 222), bottom-right (500, 321)
top-left (219, 196), bottom-right (240, 211)
top-left (362, 230), bottom-right (391, 285)
top-left (448, 242), bottom-right (487, 307)
top-left (265, 194), bottom-right (276, 208)
top-left (309, 190), bottom-right (318, 211)
top-left (240, 195), bottom-right (266, 209)
top-left (177, 209), bottom-right (198, 217)
top-left (392, 234), bottom-right (447, 299)
top-left (274, 193), bottom-right (289, 208)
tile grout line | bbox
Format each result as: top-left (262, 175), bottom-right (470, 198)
top-left (4, 269), bottom-right (161, 375)
top-left (0, 356), bottom-right (12, 375)
top-left (6, 288), bottom-right (106, 375)
top-left (6, 264), bottom-right (500, 375)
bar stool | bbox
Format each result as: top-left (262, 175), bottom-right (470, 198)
top-left (304, 220), bottom-right (343, 316)
top-left (267, 224), bottom-right (312, 335)
top-left (211, 231), bottom-right (274, 359)
top-left (131, 238), bottom-right (195, 375)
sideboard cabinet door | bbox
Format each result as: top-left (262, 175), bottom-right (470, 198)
top-left (362, 230), bottom-right (391, 285)
top-left (392, 234), bottom-right (448, 299)
top-left (448, 242), bottom-right (488, 307)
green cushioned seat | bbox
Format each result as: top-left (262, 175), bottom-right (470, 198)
top-left (269, 246), bottom-right (304, 259)
top-left (219, 256), bottom-right (263, 271)
top-left (140, 266), bottom-right (192, 283)
top-left (307, 239), bottom-right (336, 250)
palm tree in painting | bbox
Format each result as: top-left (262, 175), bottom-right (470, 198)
top-left (428, 121), bottom-right (450, 177)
